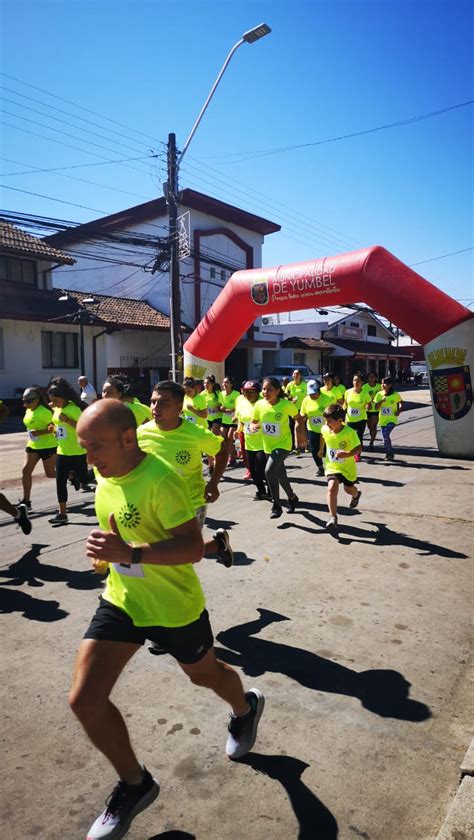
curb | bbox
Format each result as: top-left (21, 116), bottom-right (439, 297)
top-left (435, 739), bottom-right (474, 840)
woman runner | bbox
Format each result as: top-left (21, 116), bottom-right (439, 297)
top-left (250, 377), bottom-right (299, 519)
top-left (235, 380), bottom-right (269, 499)
top-left (19, 386), bottom-right (57, 509)
top-left (183, 377), bottom-right (208, 428)
top-left (300, 380), bottom-right (332, 476)
top-left (219, 376), bottom-right (240, 467)
top-left (286, 368), bottom-right (308, 455)
top-left (344, 373), bottom-right (371, 460)
top-left (363, 371), bottom-right (382, 447)
top-left (374, 377), bottom-right (403, 461)
top-left (47, 378), bottom-right (90, 524)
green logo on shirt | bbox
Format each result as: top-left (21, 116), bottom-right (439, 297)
top-left (118, 503), bottom-right (141, 529)
top-left (176, 449), bottom-right (191, 466)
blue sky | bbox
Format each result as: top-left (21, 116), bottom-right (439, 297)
top-left (1, 0), bottom-right (472, 307)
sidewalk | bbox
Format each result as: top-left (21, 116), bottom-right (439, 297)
top-left (1, 390), bottom-right (472, 840)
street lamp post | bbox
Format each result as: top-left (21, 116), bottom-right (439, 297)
top-left (58, 294), bottom-right (97, 376)
top-left (165, 22), bottom-right (271, 381)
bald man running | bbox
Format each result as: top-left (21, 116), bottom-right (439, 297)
top-left (70, 399), bottom-right (264, 840)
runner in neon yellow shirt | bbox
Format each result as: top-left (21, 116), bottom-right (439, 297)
top-left (123, 385), bottom-right (152, 426)
top-left (219, 376), bottom-right (240, 467)
top-left (362, 372), bottom-right (382, 447)
top-left (47, 377), bottom-right (91, 525)
top-left (251, 377), bottom-right (299, 518)
top-left (203, 375), bottom-right (222, 432)
top-left (374, 377), bottom-right (403, 461)
top-left (236, 380), bottom-right (269, 499)
top-left (318, 403), bottom-right (362, 533)
top-left (70, 399), bottom-right (265, 839)
top-left (286, 369), bottom-right (308, 455)
top-left (183, 377), bottom-right (208, 428)
top-left (333, 375), bottom-right (347, 401)
top-left (300, 380), bottom-right (332, 476)
top-left (344, 373), bottom-right (372, 458)
top-left (137, 379), bottom-right (233, 567)
top-left (19, 386), bottom-right (57, 509)
top-left (321, 373), bottom-right (345, 405)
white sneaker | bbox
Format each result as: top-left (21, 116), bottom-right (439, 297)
top-left (86, 767), bottom-right (159, 839)
top-left (226, 688), bottom-right (265, 760)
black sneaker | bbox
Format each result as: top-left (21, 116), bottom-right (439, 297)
top-left (148, 643), bottom-right (167, 656)
top-left (253, 491), bottom-right (270, 501)
top-left (18, 498), bottom-right (32, 510)
top-left (270, 504), bottom-right (283, 519)
top-left (87, 767), bottom-right (159, 839)
top-left (350, 490), bottom-right (361, 509)
top-left (215, 528), bottom-right (234, 568)
top-left (317, 466), bottom-right (325, 476)
top-left (49, 513), bottom-right (68, 525)
top-left (287, 494), bottom-right (299, 513)
top-left (226, 688), bottom-right (265, 760)
top-left (16, 503), bottom-right (32, 535)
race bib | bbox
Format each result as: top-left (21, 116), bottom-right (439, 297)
top-left (208, 407), bottom-right (219, 416)
top-left (244, 421), bottom-right (256, 435)
top-left (27, 431), bottom-right (37, 441)
top-left (113, 562), bottom-right (145, 578)
top-left (381, 406), bottom-right (392, 416)
top-left (348, 407), bottom-right (361, 418)
top-left (327, 447), bottom-right (340, 462)
top-left (185, 414), bottom-right (196, 424)
top-left (55, 425), bottom-right (67, 439)
top-left (310, 415), bottom-right (324, 427)
top-left (262, 422), bottom-right (280, 437)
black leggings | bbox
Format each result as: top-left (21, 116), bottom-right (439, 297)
top-left (347, 420), bottom-right (366, 447)
top-left (308, 430), bottom-right (324, 467)
top-left (265, 448), bottom-right (294, 505)
top-left (247, 449), bottom-right (268, 495)
top-left (56, 454), bottom-right (88, 503)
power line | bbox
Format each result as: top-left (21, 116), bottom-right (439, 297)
top-left (0, 153), bottom-right (159, 176)
top-left (409, 247), bottom-right (473, 267)
top-left (0, 184), bottom-right (108, 213)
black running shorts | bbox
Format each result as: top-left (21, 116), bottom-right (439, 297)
top-left (25, 446), bottom-right (57, 460)
top-left (84, 597), bottom-right (214, 664)
top-left (326, 472), bottom-right (356, 487)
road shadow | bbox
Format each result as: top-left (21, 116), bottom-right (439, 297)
top-left (369, 457), bottom-right (470, 471)
top-left (204, 517), bottom-right (237, 531)
top-left (0, 543), bottom-right (104, 589)
top-left (279, 512), bottom-right (468, 558)
top-left (239, 753), bottom-right (338, 839)
top-left (216, 609), bottom-right (431, 721)
top-left (0, 585), bottom-right (69, 621)
top-left (149, 833), bottom-right (196, 840)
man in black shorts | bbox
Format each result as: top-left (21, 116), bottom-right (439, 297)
top-left (70, 399), bottom-right (264, 840)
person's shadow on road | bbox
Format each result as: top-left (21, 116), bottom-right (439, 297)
top-left (0, 543), bottom-right (104, 590)
top-left (216, 609), bottom-right (431, 721)
top-left (0, 585), bottom-right (68, 621)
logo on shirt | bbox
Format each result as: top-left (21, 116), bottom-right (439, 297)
top-left (274, 412), bottom-right (282, 421)
top-left (176, 449), bottom-right (191, 466)
top-left (430, 366), bottom-right (472, 421)
top-left (118, 503), bottom-right (141, 529)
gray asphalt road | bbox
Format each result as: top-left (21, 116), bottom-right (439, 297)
top-left (1, 391), bottom-right (472, 840)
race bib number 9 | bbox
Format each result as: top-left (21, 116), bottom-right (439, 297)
top-left (348, 407), bottom-right (361, 417)
top-left (327, 448), bottom-right (339, 462)
top-left (381, 407), bottom-right (392, 416)
top-left (311, 416), bottom-right (324, 426)
top-left (55, 425), bottom-right (67, 439)
top-left (262, 422), bottom-right (280, 437)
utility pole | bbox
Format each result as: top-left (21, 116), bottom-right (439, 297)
top-left (166, 132), bottom-right (181, 382)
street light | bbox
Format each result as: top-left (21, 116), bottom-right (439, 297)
top-left (166, 22), bottom-right (271, 381)
top-left (57, 294), bottom-right (98, 375)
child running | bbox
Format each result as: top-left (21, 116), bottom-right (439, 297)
top-left (300, 380), bottom-right (332, 476)
top-left (318, 403), bottom-right (362, 534)
top-left (374, 377), bottom-right (403, 460)
top-left (363, 372), bottom-right (382, 447)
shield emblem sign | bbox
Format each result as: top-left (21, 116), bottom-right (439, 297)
top-left (251, 281), bottom-right (269, 306)
top-left (430, 365), bottom-right (472, 421)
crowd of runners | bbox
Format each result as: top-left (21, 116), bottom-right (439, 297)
top-left (1, 366), bottom-right (404, 839)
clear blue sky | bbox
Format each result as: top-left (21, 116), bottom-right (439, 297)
top-left (1, 0), bottom-right (472, 306)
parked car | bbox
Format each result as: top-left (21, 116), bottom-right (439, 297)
top-left (268, 365), bottom-right (322, 384)
top-left (410, 363), bottom-right (429, 387)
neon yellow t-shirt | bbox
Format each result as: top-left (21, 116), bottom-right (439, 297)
top-left (321, 385), bottom-right (343, 403)
top-left (137, 419), bottom-right (222, 509)
top-left (344, 388), bottom-right (370, 422)
top-left (286, 380), bottom-right (308, 411)
top-left (320, 423), bottom-right (360, 481)
top-left (127, 400), bottom-right (152, 426)
top-left (203, 390), bottom-right (221, 423)
top-left (220, 390), bottom-right (240, 425)
top-left (23, 404), bottom-right (56, 450)
top-left (300, 393), bottom-right (332, 432)
top-left (362, 381), bottom-right (382, 412)
top-left (374, 391), bottom-right (402, 426)
top-left (182, 392), bottom-right (207, 428)
top-left (95, 453), bottom-right (204, 627)
top-left (252, 398), bottom-right (298, 454)
top-left (236, 398), bottom-right (264, 452)
top-left (52, 403), bottom-right (85, 456)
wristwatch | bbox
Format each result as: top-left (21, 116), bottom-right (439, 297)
top-left (130, 546), bottom-right (143, 565)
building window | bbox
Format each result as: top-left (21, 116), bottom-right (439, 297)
top-left (210, 267), bottom-right (216, 279)
top-left (220, 269), bottom-right (226, 282)
top-left (41, 331), bottom-right (78, 368)
top-left (0, 326), bottom-right (4, 369)
top-left (0, 255), bottom-right (37, 285)
top-left (294, 352), bottom-right (306, 365)
top-left (367, 324), bottom-right (377, 336)
top-left (349, 320), bottom-right (359, 328)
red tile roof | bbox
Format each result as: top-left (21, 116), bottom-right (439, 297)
top-left (281, 336), bottom-right (335, 350)
top-left (0, 221), bottom-right (75, 264)
top-left (64, 290), bottom-right (175, 330)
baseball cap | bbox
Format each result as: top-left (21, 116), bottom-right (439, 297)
top-left (307, 380), bottom-right (321, 395)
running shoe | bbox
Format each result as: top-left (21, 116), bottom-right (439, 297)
top-left (287, 494), bottom-right (299, 513)
top-left (81, 484), bottom-right (94, 493)
top-left (270, 504), bottom-right (283, 519)
top-left (354, 453), bottom-right (361, 462)
top-left (226, 688), bottom-right (265, 761)
top-left (253, 491), bottom-right (270, 501)
top-left (243, 469), bottom-right (252, 481)
top-left (215, 528), bottom-right (234, 568)
top-left (148, 643), bottom-right (166, 656)
top-left (384, 453), bottom-right (395, 461)
top-left (16, 503), bottom-right (32, 535)
top-left (350, 490), bottom-right (362, 509)
top-left (18, 498), bottom-right (32, 510)
top-left (317, 466), bottom-right (325, 476)
top-left (86, 767), bottom-right (159, 839)
top-left (326, 516), bottom-right (338, 533)
top-left (49, 513), bottom-right (68, 525)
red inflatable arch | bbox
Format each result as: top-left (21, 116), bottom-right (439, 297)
top-left (184, 246), bottom-right (474, 457)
